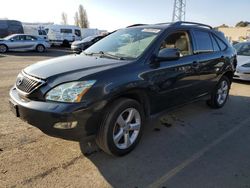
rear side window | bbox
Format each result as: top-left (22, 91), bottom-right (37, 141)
top-left (26, 35), bottom-right (37, 41)
top-left (211, 35), bottom-right (220, 52)
top-left (60, 29), bottom-right (72, 34)
top-left (193, 30), bottom-right (213, 53)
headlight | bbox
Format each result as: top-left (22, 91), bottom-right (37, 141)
top-left (45, 80), bottom-right (96, 103)
top-left (242, 63), bottom-right (250, 68)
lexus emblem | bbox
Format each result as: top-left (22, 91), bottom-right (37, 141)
top-left (16, 77), bottom-right (23, 86)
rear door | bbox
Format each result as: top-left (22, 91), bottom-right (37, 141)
top-left (191, 29), bottom-right (227, 94)
top-left (25, 35), bottom-right (38, 49)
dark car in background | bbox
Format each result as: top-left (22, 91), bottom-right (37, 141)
top-left (9, 21), bottom-right (236, 156)
top-left (71, 35), bottom-right (106, 54)
top-left (0, 20), bottom-right (24, 38)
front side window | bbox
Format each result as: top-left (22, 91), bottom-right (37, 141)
top-left (85, 28), bottom-right (162, 59)
top-left (75, 29), bottom-right (81, 37)
top-left (193, 30), bottom-right (213, 53)
top-left (11, 36), bottom-right (20, 41)
top-left (159, 31), bottom-right (192, 57)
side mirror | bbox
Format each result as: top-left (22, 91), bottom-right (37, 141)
top-left (156, 48), bottom-right (180, 61)
top-left (10, 38), bottom-right (14, 42)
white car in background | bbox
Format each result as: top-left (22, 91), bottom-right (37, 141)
top-left (233, 42), bottom-right (250, 81)
top-left (0, 34), bottom-right (50, 53)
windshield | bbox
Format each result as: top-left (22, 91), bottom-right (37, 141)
top-left (81, 36), bottom-right (96, 42)
top-left (4, 35), bottom-right (15, 40)
top-left (234, 43), bottom-right (250, 56)
top-left (85, 28), bottom-right (162, 59)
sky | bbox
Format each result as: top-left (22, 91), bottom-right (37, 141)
top-left (1, 0), bottom-right (250, 31)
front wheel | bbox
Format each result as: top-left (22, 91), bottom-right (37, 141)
top-left (96, 98), bottom-right (144, 156)
top-left (36, 45), bottom-right (45, 53)
top-left (0, 44), bottom-right (8, 53)
top-left (207, 76), bottom-right (231, 108)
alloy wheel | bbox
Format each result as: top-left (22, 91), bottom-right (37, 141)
top-left (0, 45), bottom-right (7, 53)
top-left (217, 80), bottom-right (229, 105)
top-left (113, 108), bottom-right (141, 150)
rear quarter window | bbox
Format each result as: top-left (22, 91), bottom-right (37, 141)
top-left (211, 34), bottom-right (220, 52)
top-left (214, 35), bottom-right (227, 51)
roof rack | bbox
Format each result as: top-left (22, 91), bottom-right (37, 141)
top-left (155, 22), bottom-right (173, 25)
top-left (172, 21), bottom-right (213, 29)
top-left (126, 24), bottom-right (147, 28)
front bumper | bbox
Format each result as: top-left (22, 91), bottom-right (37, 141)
top-left (233, 67), bottom-right (250, 81)
top-left (71, 46), bottom-right (82, 53)
top-left (9, 87), bottom-right (103, 140)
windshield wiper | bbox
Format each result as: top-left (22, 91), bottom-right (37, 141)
top-left (84, 51), bottom-right (125, 60)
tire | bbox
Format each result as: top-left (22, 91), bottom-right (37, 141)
top-left (207, 76), bottom-right (231, 109)
top-left (96, 98), bottom-right (145, 156)
top-left (36, 45), bottom-right (45, 53)
top-left (0, 44), bottom-right (8, 53)
top-left (62, 40), bottom-right (69, 47)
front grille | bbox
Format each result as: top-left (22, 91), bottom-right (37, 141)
top-left (16, 72), bottom-right (45, 94)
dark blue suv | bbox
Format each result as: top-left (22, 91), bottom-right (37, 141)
top-left (9, 22), bottom-right (236, 156)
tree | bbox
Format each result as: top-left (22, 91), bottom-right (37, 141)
top-left (235, 21), bottom-right (249, 27)
top-left (218, 24), bottom-right (229, 28)
top-left (61, 12), bottom-right (68, 25)
top-left (78, 5), bottom-right (89, 28)
top-left (74, 12), bottom-right (80, 27)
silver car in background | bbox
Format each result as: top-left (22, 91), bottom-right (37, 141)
top-left (233, 42), bottom-right (250, 81)
top-left (0, 34), bottom-right (50, 53)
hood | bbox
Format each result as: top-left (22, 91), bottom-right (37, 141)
top-left (24, 54), bottom-right (128, 79)
top-left (0, 38), bottom-right (6, 41)
top-left (72, 41), bottom-right (85, 46)
top-left (237, 55), bottom-right (250, 66)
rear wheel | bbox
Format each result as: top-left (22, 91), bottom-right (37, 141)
top-left (36, 45), bottom-right (45, 53)
top-left (96, 98), bottom-right (144, 156)
top-left (207, 76), bottom-right (230, 108)
top-left (0, 44), bottom-right (8, 53)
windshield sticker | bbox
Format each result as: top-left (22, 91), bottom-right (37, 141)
top-left (142, 29), bottom-right (161, 33)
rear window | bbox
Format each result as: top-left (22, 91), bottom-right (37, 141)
top-left (60, 29), bottom-right (72, 34)
top-left (193, 30), bottom-right (213, 53)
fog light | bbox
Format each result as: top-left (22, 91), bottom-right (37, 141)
top-left (53, 121), bottom-right (78, 129)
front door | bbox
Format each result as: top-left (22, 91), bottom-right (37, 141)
top-left (142, 31), bottom-right (202, 113)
